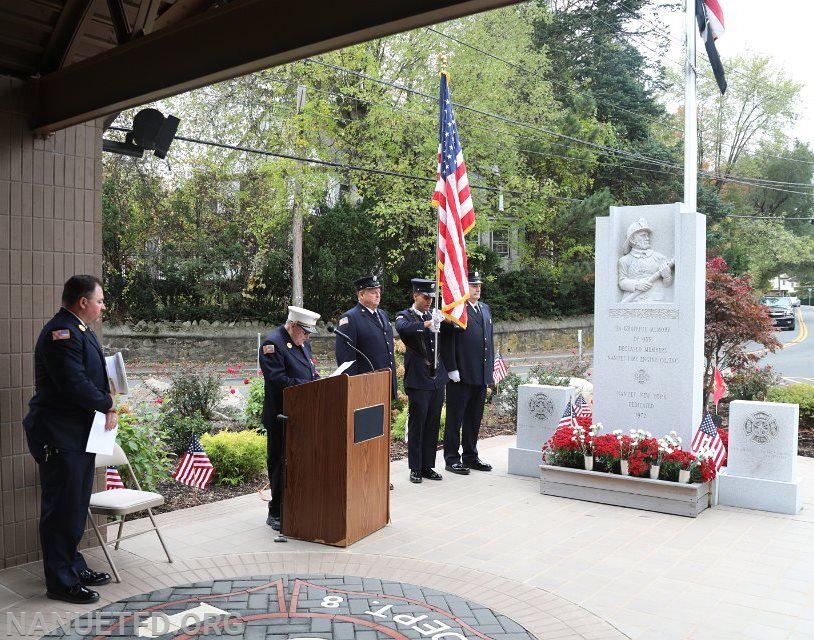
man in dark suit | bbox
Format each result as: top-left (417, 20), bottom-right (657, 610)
top-left (395, 279), bottom-right (448, 484)
top-left (442, 270), bottom-right (494, 473)
top-left (23, 275), bottom-right (117, 604)
top-left (259, 305), bottom-right (321, 531)
top-left (335, 275), bottom-right (397, 399)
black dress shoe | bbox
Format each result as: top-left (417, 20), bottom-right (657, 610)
top-left (46, 584), bottom-right (100, 605)
top-left (464, 458), bottom-right (493, 472)
top-left (421, 468), bottom-right (443, 481)
top-left (445, 463), bottom-right (470, 475)
top-left (78, 569), bottom-right (111, 586)
top-left (409, 470), bottom-right (423, 483)
top-left (266, 514), bottom-right (281, 531)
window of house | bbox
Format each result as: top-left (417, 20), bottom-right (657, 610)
top-left (491, 229), bottom-right (510, 257)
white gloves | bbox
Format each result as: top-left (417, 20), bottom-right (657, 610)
top-left (448, 370), bottom-right (461, 383)
top-left (430, 308), bottom-right (444, 333)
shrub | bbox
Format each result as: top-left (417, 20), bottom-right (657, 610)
top-left (494, 371), bottom-right (522, 421)
top-left (116, 412), bottom-right (173, 492)
top-left (200, 430), bottom-right (267, 486)
top-left (245, 376), bottom-right (265, 431)
top-left (727, 365), bottom-right (781, 402)
top-left (167, 369), bottom-right (222, 419)
top-left (767, 384), bottom-right (814, 429)
top-left (161, 412), bottom-right (214, 455)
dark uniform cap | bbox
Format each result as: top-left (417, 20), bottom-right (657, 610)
top-left (411, 278), bottom-right (437, 297)
top-left (468, 270), bottom-right (483, 284)
top-left (354, 275), bottom-right (382, 291)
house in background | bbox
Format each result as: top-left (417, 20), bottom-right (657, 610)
top-left (476, 222), bottom-right (522, 270)
top-left (769, 274), bottom-right (799, 295)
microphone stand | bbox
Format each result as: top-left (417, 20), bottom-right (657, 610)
top-left (327, 324), bottom-right (375, 373)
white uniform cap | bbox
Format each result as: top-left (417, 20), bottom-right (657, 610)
top-left (287, 306), bottom-right (321, 333)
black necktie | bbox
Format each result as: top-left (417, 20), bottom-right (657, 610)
top-left (374, 310), bottom-right (384, 328)
top-left (472, 304), bottom-right (479, 315)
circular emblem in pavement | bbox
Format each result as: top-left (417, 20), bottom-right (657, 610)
top-left (633, 369), bottom-right (649, 385)
top-left (528, 393), bottom-right (554, 421)
top-left (44, 575), bottom-right (535, 640)
top-left (744, 411), bottom-right (779, 444)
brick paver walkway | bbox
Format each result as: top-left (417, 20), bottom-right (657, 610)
top-left (42, 575), bottom-right (540, 640)
top-left (4, 435), bottom-right (814, 640)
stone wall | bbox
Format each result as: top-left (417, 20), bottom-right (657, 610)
top-left (101, 316), bottom-right (594, 365)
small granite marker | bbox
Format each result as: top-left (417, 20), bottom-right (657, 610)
top-left (509, 383), bottom-right (575, 477)
top-left (718, 400), bottom-right (803, 514)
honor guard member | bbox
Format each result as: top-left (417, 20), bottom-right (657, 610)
top-left (335, 275), bottom-right (397, 399)
top-left (259, 305), bottom-right (320, 531)
top-left (23, 275), bottom-right (116, 604)
top-left (395, 279), bottom-right (448, 483)
top-left (442, 270), bottom-right (494, 473)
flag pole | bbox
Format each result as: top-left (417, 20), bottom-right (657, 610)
top-left (432, 53), bottom-right (448, 378)
top-left (683, 0), bottom-right (698, 213)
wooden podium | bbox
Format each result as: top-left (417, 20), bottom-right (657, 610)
top-left (281, 370), bottom-right (391, 546)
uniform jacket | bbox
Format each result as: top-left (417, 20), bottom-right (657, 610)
top-left (335, 303), bottom-right (397, 399)
top-left (443, 301), bottom-right (495, 387)
top-left (395, 307), bottom-right (449, 390)
top-left (24, 307), bottom-right (113, 456)
top-left (259, 325), bottom-right (320, 426)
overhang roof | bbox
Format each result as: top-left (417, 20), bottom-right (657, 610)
top-left (0, 0), bottom-right (520, 134)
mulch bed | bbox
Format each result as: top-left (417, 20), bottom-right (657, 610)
top-left (154, 413), bottom-right (518, 514)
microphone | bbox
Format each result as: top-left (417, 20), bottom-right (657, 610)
top-left (327, 323), bottom-right (375, 373)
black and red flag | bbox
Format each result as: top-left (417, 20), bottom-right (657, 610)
top-left (696, 0), bottom-right (727, 94)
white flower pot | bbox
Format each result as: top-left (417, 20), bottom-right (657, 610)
top-left (678, 469), bottom-right (691, 484)
top-left (620, 459), bottom-right (630, 476)
top-left (649, 465), bottom-right (660, 480)
top-left (584, 455), bottom-right (594, 471)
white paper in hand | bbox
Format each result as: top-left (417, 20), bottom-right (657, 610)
top-left (86, 411), bottom-right (117, 455)
top-left (330, 361), bottom-right (355, 377)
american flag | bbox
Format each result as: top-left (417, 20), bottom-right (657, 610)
top-left (105, 466), bottom-right (125, 490)
top-left (493, 353), bottom-right (509, 384)
top-left (172, 434), bottom-right (215, 489)
top-left (433, 72), bottom-right (474, 329)
top-left (557, 401), bottom-right (576, 431)
top-left (574, 393), bottom-right (592, 421)
top-left (692, 412), bottom-right (727, 469)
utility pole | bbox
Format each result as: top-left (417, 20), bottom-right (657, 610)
top-left (291, 85), bottom-right (306, 307)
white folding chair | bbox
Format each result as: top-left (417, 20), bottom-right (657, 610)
top-left (88, 444), bottom-right (172, 582)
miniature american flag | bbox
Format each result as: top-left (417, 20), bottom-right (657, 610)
top-left (172, 434), bottom-right (215, 489)
top-left (557, 401), bottom-right (576, 430)
top-left (692, 412), bottom-right (727, 469)
top-left (574, 393), bottom-right (592, 420)
top-left (493, 353), bottom-right (509, 384)
top-left (105, 466), bottom-right (125, 490)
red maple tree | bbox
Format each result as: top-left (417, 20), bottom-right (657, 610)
top-left (704, 257), bottom-right (780, 405)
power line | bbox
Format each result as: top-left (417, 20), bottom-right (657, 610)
top-left (304, 57), bottom-right (814, 195)
top-left (106, 125), bottom-right (582, 203)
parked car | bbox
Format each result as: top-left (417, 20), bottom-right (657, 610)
top-left (761, 296), bottom-right (796, 330)
top-left (790, 296), bottom-right (801, 307)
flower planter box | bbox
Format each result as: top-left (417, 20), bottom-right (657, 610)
top-left (539, 464), bottom-right (710, 517)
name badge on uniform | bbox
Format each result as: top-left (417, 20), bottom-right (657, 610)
top-left (51, 329), bottom-right (70, 341)
top-left (262, 344), bottom-right (275, 354)
top-left (339, 317), bottom-right (349, 326)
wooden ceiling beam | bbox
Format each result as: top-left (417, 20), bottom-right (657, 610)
top-left (37, 0), bottom-right (96, 74)
top-left (31, 0), bottom-right (520, 134)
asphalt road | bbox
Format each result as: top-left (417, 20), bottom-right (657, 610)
top-left (755, 305), bottom-right (813, 384)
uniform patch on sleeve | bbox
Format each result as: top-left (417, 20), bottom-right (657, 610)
top-left (51, 329), bottom-right (70, 341)
top-left (339, 317), bottom-right (349, 326)
top-left (262, 344), bottom-right (275, 354)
